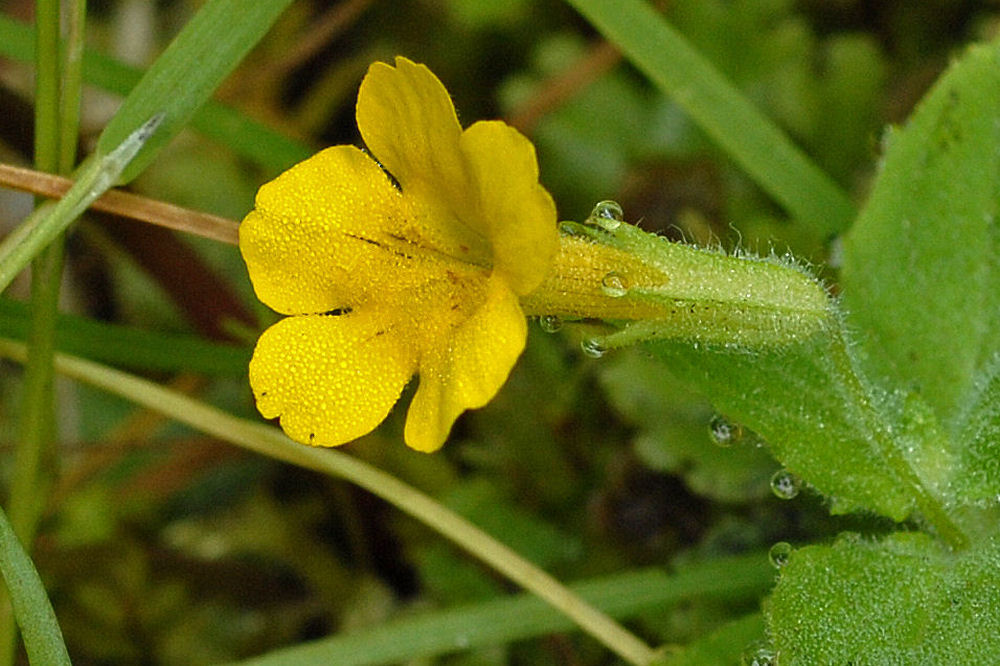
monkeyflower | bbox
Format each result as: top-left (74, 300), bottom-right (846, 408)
top-left (239, 57), bottom-right (558, 452)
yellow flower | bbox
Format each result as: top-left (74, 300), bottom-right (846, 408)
top-left (239, 57), bottom-right (558, 452)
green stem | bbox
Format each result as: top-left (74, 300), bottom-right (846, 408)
top-left (564, 0), bottom-right (856, 237)
top-left (0, 339), bottom-right (657, 666)
top-left (58, 0), bottom-right (86, 176)
top-left (828, 332), bottom-right (968, 550)
top-left (32, 0), bottom-right (60, 172)
top-left (1, 1), bottom-right (71, 663)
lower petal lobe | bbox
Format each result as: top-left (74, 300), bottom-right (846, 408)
top-left (403, 278), bottom-right (527, 452)
top-left (250, 311), bottom-right (416, 447)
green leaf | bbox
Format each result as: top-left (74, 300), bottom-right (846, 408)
top-left (0, 505), bottom-right (71, 666)
top-left (840, 40), bottom-right (1000, 422)
top-left (952, 356), bottom-right (1000, 504)
top-left (644, 325), bottom-right (966, 549)
top-left (766, 531), bottom-right (1000, 662)
top-left (94, 0), bottom-right (296, 184)
top-left (0, 298), bottom-right (251, 376)
top-left (563, 0), bottom-right (855, 237)
top-left (238, 554), bottom-right (772, 666)
top-left (645, 334), bottom-right (913, 519)
top-left (568, 217), bottom-right (964, 541)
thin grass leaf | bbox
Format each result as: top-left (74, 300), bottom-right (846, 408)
top-left (0, 298), bottom-right (250, 375)
top-left (236, 555), bottom-right (771, 666)
top-left (0, 114), bottom-right (163, 294)
top-left (0, 506), bottom-right (71, 666)
top-left (564, 0), bottom-right (856, 237)
top-left (0, 13), bottom-right (311, 173)
top-left (93, 0), bottom-right (296, 183)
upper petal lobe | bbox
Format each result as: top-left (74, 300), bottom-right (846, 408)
top-left (240, 145), bottom-right (406, 315)
top-left (459, 120), bottom-right (558, 295)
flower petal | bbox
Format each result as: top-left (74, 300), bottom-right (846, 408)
top-left (250, 311), bottom-right (416, 446)
top-left (403, 277), bottom-right (527, 452)
top-left (459, 120), bottom-right (558, 294)
top-left (239, 145), bottom-right (405, 315)
top-left (356, 57), bottom-right (489, 261)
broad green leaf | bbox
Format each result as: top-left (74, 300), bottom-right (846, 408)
top-left (94, 0), bottom-right (295, 184)
top-left (952, 356), bottom-right (1000, 503)
top-left (841, 41), bottom-right (1000, 421)
top-left (645, 328), bottom-right (964, 546)
top-left (766, 531), bottom-right (1000, 662)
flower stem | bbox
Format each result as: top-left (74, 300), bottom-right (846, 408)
top-left (1, 1), bottom-right (82, 663)
top-left (0, 339), bottom-right (659, 666)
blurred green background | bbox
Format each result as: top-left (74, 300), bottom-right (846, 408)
top-left (0, 0), bottom-right (997, 663)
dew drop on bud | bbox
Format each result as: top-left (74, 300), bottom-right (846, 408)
top-left (768, 541), bottom-right (793, 569)
top-left (708, 415), bottom-right (743, 447)
top-left (600, 271), bottom-right (629, 297)
top-left (586, 200), bottom-right (624, 230)
top-left (581, 338), bottom-right (607, 358)
top-left (538, 314), bottom-right (563, 333)
top-left (770, 469), bottom-right (802, 500)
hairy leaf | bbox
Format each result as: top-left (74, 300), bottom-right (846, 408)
top-left (766, 532), bottom-right (1000, 662)
top-left (841, 41), bottom-right (1000, 422)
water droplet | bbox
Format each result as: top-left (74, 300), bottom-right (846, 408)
top-left (600, 271), bottom-right (629, 297)
top-left (770, 469), bottom-right (802, 500)
top-left (558, 221), bottom-right (582, 236)
top-left (768, 541), bottom-right (793, 569)
top-left (581, 338), bottom-right (607, 358)
top-left (586, 200), bottom-right (624, 230)
top-left (741, 642), bottom-right (777, 666)
top-left (708, 415), bottom-right (743, 447)
top-left (538, 314), bottom-right (563, 333)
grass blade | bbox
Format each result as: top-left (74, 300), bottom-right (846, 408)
top-left (564, 0), bottom-right (856, 237)
top-left (0, 298), bottom-right (250, 375)
top-left (0, 13), bottom-right (311, 173)
top-left (93, 0), bottom-right (296, 183)
top-left (236, 556), bottom-right (770, 666)
top-left (0, 339), bottom-right (658, 666)
top-left (0, 505), bottom-right (71, 666)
